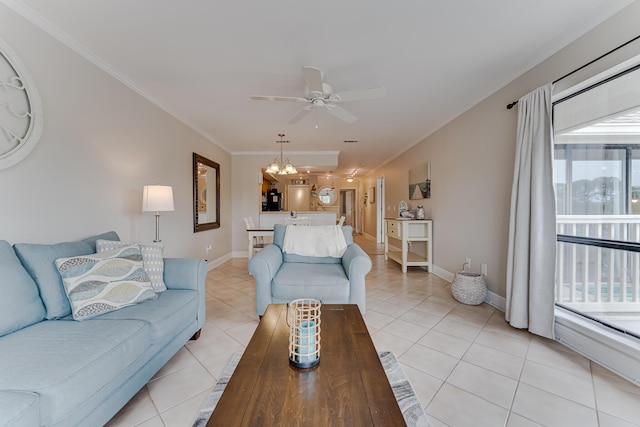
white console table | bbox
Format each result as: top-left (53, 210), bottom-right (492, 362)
top-left (384, 218), bottom-right (432, 273)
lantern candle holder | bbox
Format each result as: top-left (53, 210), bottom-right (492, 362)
top-left (287, 298), bottom-right (321, 368)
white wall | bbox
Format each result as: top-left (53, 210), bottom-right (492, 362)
top-left (367, 2), bottom-right (640, 298)
top-left (0, 4), bottom-right (231, 260)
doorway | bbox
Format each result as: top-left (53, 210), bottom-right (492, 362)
top-left (340, 189), bottom-right (356, 229)
top-left (376, 176), bottom-right (385, 243)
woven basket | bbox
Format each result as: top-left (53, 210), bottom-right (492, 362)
top-left (451, 271), bottom-right (487, 305)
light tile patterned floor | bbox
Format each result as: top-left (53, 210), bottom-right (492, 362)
top-left (106, 236), bottom-right (640, 427)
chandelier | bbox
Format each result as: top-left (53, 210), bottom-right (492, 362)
top-left (266, 133), bottom-right (297, 175)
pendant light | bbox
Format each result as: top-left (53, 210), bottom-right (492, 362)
top-left (266, 133), bottom-right (297, 175)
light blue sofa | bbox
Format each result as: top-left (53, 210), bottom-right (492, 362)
top-left (0, 231), bottom-right (207, 427)
top-left (249, 225), bottom-right (372, 316)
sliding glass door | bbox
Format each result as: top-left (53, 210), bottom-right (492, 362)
top-left (553, 63), bottom-right (640, 337)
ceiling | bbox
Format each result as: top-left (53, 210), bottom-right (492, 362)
top-left (5, 0), bottom-right (632, 179)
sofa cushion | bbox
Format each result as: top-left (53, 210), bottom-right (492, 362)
top-left (82, 230), bottom-right (120, 252)
top-left (0, 318), bottom-right (150, 427)
top-left (0, 390), bottom-right (39, 427)
top-left (96, 239), bottom-right (167, 292)
top-left (13, 231), bottom-right (120, 320)
top-left (272, 263), bottom-right (350, 302)
top-left (96, 289), bottom-right (198, 345)
top-left (0, 241), bottom-right (46, 337)
top-left (273, 224), bottom-right (354, 264)
top-left (55, 245), bottom-right (157, 321)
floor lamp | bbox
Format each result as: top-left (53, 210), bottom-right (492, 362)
top-left (142, 185), bottom-right (174, 242)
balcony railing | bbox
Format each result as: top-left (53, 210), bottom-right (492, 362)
top-left (556, 215), bottom-right (640, 316)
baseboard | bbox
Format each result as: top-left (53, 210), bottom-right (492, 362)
top-left (233, 251), bottom-right (249, 259)
top-left (485, 290), bottom-right (506, 311)
top-left (431, 264), bottom-right (454, 282)
top-left (206, 253), bottom-right (233, 270)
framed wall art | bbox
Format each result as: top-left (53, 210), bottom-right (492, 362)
top-left (409, 162), bottom-right (431, 199)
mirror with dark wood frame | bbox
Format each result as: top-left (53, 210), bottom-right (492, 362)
top-left (193, 152), bottom-right (220, 232)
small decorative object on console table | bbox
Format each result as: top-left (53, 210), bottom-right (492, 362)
top-left (287, 298), bottom-right (321, 368)
top-left (451, 271), bottom-right (487, 305)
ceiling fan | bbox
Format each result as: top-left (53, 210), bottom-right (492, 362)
top-left (250, 66), bottom-right (386, 125)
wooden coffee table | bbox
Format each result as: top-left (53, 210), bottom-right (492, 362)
top-left (207, 304), bottom-right (406, 426)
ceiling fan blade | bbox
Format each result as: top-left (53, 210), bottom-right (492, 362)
top-left (289, 106), bottom-right (313, 124)
top-left (332, 87), bottom-right (387, 102)
top-left (302, 66), bottom-right (324, 94)
top-left (325, 104), bottom-right (358, 123)
top-left (250, 95), bottom-right (307, 102)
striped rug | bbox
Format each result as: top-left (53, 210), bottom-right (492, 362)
top-left (193, 351), bottom-right (430, 426)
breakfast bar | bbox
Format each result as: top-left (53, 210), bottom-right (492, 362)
top-left (259, 211), bottom-right (337, 228)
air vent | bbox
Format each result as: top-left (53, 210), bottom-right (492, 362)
top-left (343, 140), bottom-right (359, 143)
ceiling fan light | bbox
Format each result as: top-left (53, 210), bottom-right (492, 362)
top-left (347, 177), bottom-right (354, 182)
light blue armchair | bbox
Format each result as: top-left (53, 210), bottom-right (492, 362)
top-left (248, 224), bottom-right (372, 316)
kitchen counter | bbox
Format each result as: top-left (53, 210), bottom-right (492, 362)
top-left (260, 211), bottom-right (337, 228)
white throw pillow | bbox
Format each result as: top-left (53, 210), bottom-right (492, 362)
top-left (96, 239), bottom-right (167, 292)
top-left (55, 245), bottom-right (157, 321)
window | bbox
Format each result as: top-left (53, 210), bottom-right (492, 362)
top-left (553, 61), bottom-right (640, 337)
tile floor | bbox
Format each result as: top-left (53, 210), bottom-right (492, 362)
top-left (106, 236), bottom-right (640, 427)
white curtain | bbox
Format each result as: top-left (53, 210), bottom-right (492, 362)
top-left (505, 83), bottom-right (556, 339)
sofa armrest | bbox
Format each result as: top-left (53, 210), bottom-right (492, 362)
top-left (342, 244), bottom-right (372, 314)
top-left (248, 245), bottom-right (283, 316)
top-left (164, 258), bottom-right (207, 291)
top-left (163, 258), bottom-right (208, 327)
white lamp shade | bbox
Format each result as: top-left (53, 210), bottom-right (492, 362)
top-left (142, 185), bottom-right (174, 212)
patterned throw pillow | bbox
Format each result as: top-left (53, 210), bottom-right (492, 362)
top-left (55, 245), bottom-right (157, 321)
top-left (96, 240), bottom-right (167, 292)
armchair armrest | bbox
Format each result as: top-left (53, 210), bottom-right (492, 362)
top-left (341, 244), bottom-right (372, 314)
top-left (248, 244), bottom-right (283, 316)
top-left (163, 258), bottom-right (208, 327)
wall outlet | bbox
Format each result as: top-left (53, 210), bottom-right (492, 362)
top-left (206, 244), bottom-right (212, 254)
top-left (465, 257), bottom-right (471, 269)
top-left (481, 263), bottom-right (487, 275)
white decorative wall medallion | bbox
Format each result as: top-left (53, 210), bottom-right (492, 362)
top-left (0, 39), bottom-right (43, 170)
